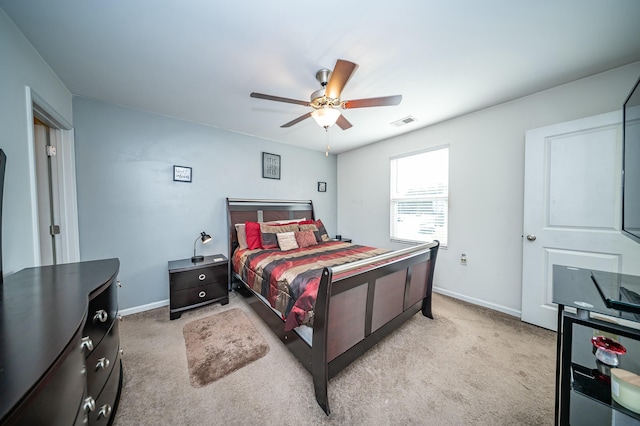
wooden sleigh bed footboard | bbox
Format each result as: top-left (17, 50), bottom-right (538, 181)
top-left (226, 198), bottom-right (439, 415)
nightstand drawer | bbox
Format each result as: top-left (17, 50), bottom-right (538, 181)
top-left (170, 265), bottom-right (226, 291)
top-left (170, 282), bottom-right (226, 309)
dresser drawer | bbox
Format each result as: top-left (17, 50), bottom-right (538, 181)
top-left (86, 319), bottom-right (119, 399)
top-left (170, 282), bottom-right (227, 309)
top-left (6, 330), bottom-right (86, 426)
top-left (84, 279), bottom-right (118, 348)
top-left (170, 265), bottom-right (226, 291)
top-left (88, 357), bottom-right (122, 425)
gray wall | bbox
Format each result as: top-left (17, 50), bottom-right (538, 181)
top-left (337, 61), bottom-right (640, 317)
top-left (73, 97), bottom-right (337, 311)
top-left (0, 9), bottom-right (73, 275)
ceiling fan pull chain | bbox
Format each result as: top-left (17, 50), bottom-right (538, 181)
top-left (325, 127), bottom-right (330, 156)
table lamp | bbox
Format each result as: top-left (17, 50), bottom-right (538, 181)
top-left (192, 231), bottom-right (212, 262)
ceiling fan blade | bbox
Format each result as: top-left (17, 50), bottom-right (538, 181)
top-left (325, 59), bottom-right (357, 99)
top-left (336, 114), bottom-right (352, 130)
top-left (342, 95), bottom-right (403, 109)
top-left (250, 92), bottom-right (309, 107)
top-left (281, 112), bottom-right (312, 128)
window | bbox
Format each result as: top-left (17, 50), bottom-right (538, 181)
top-left (390, 146), bottom-right (449, 246)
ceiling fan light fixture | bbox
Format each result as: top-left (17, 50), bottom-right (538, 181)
top-left (311, 107), bottom-right (341, 128)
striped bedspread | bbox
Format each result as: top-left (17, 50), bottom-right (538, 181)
top-left (232, 241), bottom-right (388, 330)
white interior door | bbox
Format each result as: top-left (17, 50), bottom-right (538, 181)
top-left (34, 121), bottom-right (57, 265)
top-left (521, 111), bottom-right (640, 330)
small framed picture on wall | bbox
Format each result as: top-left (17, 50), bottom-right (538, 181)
top-left (262, 152), bottom-right (281, 180)
top-left (173, 165), bottom-right (192, 182)
top-left (318, 182), bottom-right (327, 192)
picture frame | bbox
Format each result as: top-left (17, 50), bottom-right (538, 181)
top-left (262, 152), bottom-right (281, 180)
top-left (173, 165), bottom-right (192, 182)
top-left (318, 182), bottom-right (327, 192)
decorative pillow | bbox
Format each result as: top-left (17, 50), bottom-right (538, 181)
top-left (235, 223), bottom-right (248, 249)
top-left (314, 219), bottom-right (330, 242)
top-left (295, 230), bottom-right (318, 248)
top-left (276, 231), bottom-right (299, 251)
top-left (245, 221), bottom-right (262, 250)
top-left (264, 218), bottom-right (306, 225)
top-left (298, 224), bottom-right (318, 232)
top-left (260, 223), bottom-right (300, 249)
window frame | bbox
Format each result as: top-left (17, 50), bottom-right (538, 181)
top-left (389, 145), bottom-right (449, 247)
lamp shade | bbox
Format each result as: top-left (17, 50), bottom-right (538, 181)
top-left (200, 232), bottom-right (212, 244)
top-left (311, 107), bottom-right (341, 128)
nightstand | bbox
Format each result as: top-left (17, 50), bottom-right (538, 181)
top-left (332, 237), bottom-right (352, 243)
top-left (168, 255), bottom-right (229, 320)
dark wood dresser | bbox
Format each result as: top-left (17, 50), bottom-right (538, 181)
top-left (0, 258), bottom-right (123, 425)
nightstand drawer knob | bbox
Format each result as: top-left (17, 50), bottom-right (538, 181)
top-left (198, 291), bottom-right (206, 298)
top-left (198, 273), bottom-right (206, 281)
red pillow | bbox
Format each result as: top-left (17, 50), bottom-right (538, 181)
top-left (245, 221), bottom-right (262, 249)
top-left (295, 230), bottom-right (318, 248)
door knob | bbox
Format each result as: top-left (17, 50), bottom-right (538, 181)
top-left (526, 234), bottom-right (537, 241)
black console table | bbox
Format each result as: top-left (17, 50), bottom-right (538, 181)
top-left (0, 259), bottom-right (123, 425)
top-left (553, 265), bottom-right (640, 425)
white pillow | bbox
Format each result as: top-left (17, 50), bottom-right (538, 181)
top-left (235, 223), bottom-right (248, 249)
top-left (276, 231), bottom-right (299, 251)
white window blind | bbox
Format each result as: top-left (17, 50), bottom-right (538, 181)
top-left (390, 146), bottom-right (449, 246)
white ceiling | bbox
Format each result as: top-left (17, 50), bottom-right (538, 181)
top-left (2, 0), bottom-right (640, 154)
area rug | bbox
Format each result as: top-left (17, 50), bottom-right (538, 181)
top-left (183, 308), bottom-right (269, 387)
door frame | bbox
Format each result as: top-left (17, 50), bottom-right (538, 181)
top-left (25, 86), bottom-right (80, 265)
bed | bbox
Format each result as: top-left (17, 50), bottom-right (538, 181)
top-left (226, 198), bottom-right (439, 414)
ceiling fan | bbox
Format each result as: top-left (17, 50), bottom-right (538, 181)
top-left (250, 59), bottom-right (402, 130)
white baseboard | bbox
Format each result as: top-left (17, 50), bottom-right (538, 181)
top-left (433, 286), bottom-right (521, 318)
top-left (119, 299), bottom-right (169, 317)
top-left (119, 290), bottom-right (521, 320)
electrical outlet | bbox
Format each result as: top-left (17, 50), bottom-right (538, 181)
top-left (460, 253), bottom-right (467, 266)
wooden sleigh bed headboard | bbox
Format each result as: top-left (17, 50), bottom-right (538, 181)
top-left (225, 197), bottom-right (440, 415)
top-left (226, 198), bottom-right (315, 253)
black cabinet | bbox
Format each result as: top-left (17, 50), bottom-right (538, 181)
top-left (553, 265), bottom-right (640, 425)
top-left (169, 255), bottom-right (229, 319)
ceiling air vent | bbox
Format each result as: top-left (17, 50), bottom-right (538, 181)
top-left (391, 116), bottom-right (417, 127)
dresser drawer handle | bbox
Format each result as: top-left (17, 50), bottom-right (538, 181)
top-left (198, 291), bottom-right (206, 298)
top-left (198, 273), bottom-right (206, 281)
top-left (96, 357), bottom-right (110, 371)
top-left (83, 397), bottom-right (96, 413)
top-left (97, 404), bottom-right (112, 420)
top-left (80, 336), bottom-right (94, 352)
top-left (94, 309), bottom-right (108, 323)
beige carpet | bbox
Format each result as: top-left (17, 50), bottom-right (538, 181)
top-left (183, 308), bottom-right (269, 387)
top-left (113, 292), bottom-right (556, 425)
